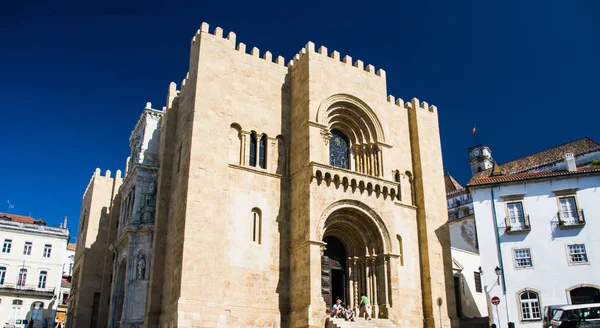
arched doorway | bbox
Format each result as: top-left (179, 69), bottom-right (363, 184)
top-left (322, 236), bottom-right (347, 312)
top-left (570, 287), bottom-right (600, 304)
top-left (319, 201), bottom-right (392, 318)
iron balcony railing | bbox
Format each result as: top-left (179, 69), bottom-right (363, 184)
top-left (505, 215), bottom-right (531, 234)
top-left (557, 209), bottom-right (585, 228)
top-left (0, 282), bottom-right (55, 296)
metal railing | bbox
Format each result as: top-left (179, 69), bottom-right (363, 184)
top-left (557, 209), bottom-right (585, 228)
top-left (504, 215), bottom-right (531, 233)
top-left (0, 283), bottom-right (55, 296)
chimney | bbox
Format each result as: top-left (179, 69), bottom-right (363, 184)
top-left (565, 153), bottom-right (577, 172)
top-left (63, 216), bottom-right (68, 229)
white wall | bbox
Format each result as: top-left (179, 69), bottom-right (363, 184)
top-left (472, 174), bottom-right (600, 328)
top-left (452, 247), bottom-right (489, 318)
top-left (0, 227), bottom-right (68, 326)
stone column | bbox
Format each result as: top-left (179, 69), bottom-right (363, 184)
top-left (382, 256), bottom-right (390, 316)
top-left (241, 132), bottom-right (250, 166)
top-left (372, 258), bottom-right (379, 318)
top-left (347, 257), bottom-right (354, 308)
top-left (353, 259), bottom-right (359, 313)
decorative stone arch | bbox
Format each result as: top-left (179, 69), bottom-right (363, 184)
top-left (565, 283), bottom-right (600, 304)
top-left (316, 199), bottom-right (392, 254)
top-left (317, 94), bottom-right (387, 177)
top-left (316, 94), bottom-right (385, 144)
top-left (229, 123), bottom-right (242, 165)
top-left (316, 199), bottom-right (394, 318)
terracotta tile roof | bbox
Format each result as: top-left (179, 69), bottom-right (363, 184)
top-left (471, 137), bottom-right (600, 181)
top-left (67, 243), bottom-right (76, 251)
top-left (0, 212), bottom-right (40, 224)
top-left (444, 173), bottom-right (464, 194)
top-left (468, 167), bottom-right (600, 187)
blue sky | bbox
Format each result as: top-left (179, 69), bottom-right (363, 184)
top-left (1, 0), bottom-right (598, 239)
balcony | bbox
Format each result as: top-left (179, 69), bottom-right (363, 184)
top-left (557, 210), bottom-right (586, 229)
top-left (310, 162), bottom-right (403, 203)
top-left (0, 283), bottom-right (55, 297)
top-left (505, 215), bottom-right (531, 234)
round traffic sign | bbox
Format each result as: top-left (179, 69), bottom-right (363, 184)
top-left (491, 296), bottom-right (500, 305)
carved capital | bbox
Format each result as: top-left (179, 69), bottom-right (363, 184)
top-left (320, 129), bottom-right (332, 145)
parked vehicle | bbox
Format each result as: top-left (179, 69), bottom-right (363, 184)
top-left (3, 319), bottom-right (29, 328)
top-left (551, 303), bottom-right (600, 328)
top-left (545, 304), bottom-right (568, 328)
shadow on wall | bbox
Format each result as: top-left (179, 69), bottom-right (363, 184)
top-left (275, 75), bottom-right (291, 327)
top-left (435, 223), bottom-right (459, 324)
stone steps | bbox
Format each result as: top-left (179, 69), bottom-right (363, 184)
top-left (327, 317), bottom-right (398, 328)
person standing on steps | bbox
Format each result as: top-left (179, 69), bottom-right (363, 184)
top-left (359, 294), bottom-right (372, 320)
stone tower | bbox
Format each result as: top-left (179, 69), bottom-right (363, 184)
top-left (68, 169), bottom-right (121, 328)
top-left (82, 22), bottom-right (458, 328)
top-left (468, 145), bottom-right (493, 175)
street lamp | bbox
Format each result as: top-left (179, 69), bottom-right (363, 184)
top-left (494, 266), bottom-right (502, 284)
top-left (478, 267), bottom-right (483, 275)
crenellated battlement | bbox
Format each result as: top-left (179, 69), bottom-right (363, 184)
top-left (386, 95), bottom-right (437, 113)
top-left (287, 41), bottom-right (386, 79)
top-left (192, 22), bottom-right (286, 67)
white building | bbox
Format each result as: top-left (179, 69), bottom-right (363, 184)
top-left (468, 137), bottom-right (600, 328)
top-left (445, 173), bottom-right (488, 323)
top-left (0, 213), bottom-right (70, 327)
top-left (57, 243), bottom-right (75, 324)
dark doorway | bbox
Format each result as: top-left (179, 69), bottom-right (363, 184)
top-left (454, 276), bottom-right (463, 318)
top-left (322, 236), bottom-right (347, 312)
top-left (570, 287), bottom-right (600, 304)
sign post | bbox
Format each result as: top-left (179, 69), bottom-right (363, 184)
top-left (491, 296), bottom-right (501, 328)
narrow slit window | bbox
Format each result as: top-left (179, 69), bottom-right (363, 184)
top-left (259, 135), bottom-right (267, 169)
top-left (249, 132), bottom-right (257, 167)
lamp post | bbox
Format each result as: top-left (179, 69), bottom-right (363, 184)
top-left (494, 266), bottom-right (502, 285)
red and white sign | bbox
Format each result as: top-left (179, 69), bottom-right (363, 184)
top-left (491, 296), bottom-right (500, 306)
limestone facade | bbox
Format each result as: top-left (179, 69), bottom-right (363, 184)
top-left (68, 169), bottom-right (121, 328)
top-left (74, 22), bottom-right (458, 328)
top-left (107, 104), bottom-right (162, 328)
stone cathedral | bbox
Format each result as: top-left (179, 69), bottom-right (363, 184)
top-left (68, 22), bottom-right (457, 328)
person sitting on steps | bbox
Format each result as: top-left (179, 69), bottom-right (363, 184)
top-left (331, 298), bottom-right (345, 318)
top-left (344, 305), bottom-right (355, 321)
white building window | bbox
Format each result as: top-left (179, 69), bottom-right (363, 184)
top-left (507, 202), bottom-right (526, 228)
top-left (567, 244), bottom-right (588, 264)
top-left (514, 248), bottom-right (533, 268)
top-left (23, 242), bottom-right (32, 255)
top-left (2, 239), bottom-right (11, 253)
top-left (520, 291), bottom-right (541, 321)
top-left (38, 271), bottom-right (47, 288)
top-left (43, 244), bottom-right (52, 258)
top-left (0, 267), bottom-right (5, 285)
top-left (17, 269), bottom-right (27, 287)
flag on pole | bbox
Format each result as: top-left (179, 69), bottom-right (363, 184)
top-left (472, 125), bottom-right (476, 135)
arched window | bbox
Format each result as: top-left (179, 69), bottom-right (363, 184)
top-left (329, 130), bottom-right (350, 169)
top-left (17, 268), bottom-right (27, 287)
top-left (259, 135), bottom-right (267, 169)
top-left (251, 208), bottom-right (262, 244)
top-left (397, 235), bottom-right (404, 266)
top-left (249, 132), bottom-right (257, 167)
top-left (0, 266), bottom-right (5, 285)
top-left (31, 301), bottom-right (44, 320)
top-left (38, 271), bottom-right (48, 288)
top-left (519, 290), bottom-right (541, 321)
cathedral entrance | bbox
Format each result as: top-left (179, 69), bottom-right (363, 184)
top-left (318, 201), bottom-right (394, 319)
top-left (322, 236), bottom-right (347, 312)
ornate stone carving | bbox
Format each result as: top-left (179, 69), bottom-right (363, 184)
top-left (137, 256), bottom-right (146, 280)
top-left (320, 128), bottom-right (332, 145)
